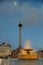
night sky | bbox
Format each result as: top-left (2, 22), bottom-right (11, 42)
top-left (0, 0), bottom-right (43, 50)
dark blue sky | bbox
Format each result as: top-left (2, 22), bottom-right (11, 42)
top-left (0, 0), bottom-right (43, 50)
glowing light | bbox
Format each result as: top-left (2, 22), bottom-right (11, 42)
top-left (14, 2), bottom-right (17, 5)
top-left (20, 49), bottom-right (27, 54)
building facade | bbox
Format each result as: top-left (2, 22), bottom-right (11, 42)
top-left (0, 43), bottom-right (12, 57)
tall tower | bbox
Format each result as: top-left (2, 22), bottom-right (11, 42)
top-left (18, 21), bottom-right (22, 49)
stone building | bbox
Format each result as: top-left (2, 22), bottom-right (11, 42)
top-left (0, 43), bottom-right (12, 58)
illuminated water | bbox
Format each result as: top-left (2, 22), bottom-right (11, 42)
top-left (0, 59), bottom-right (43, 65)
